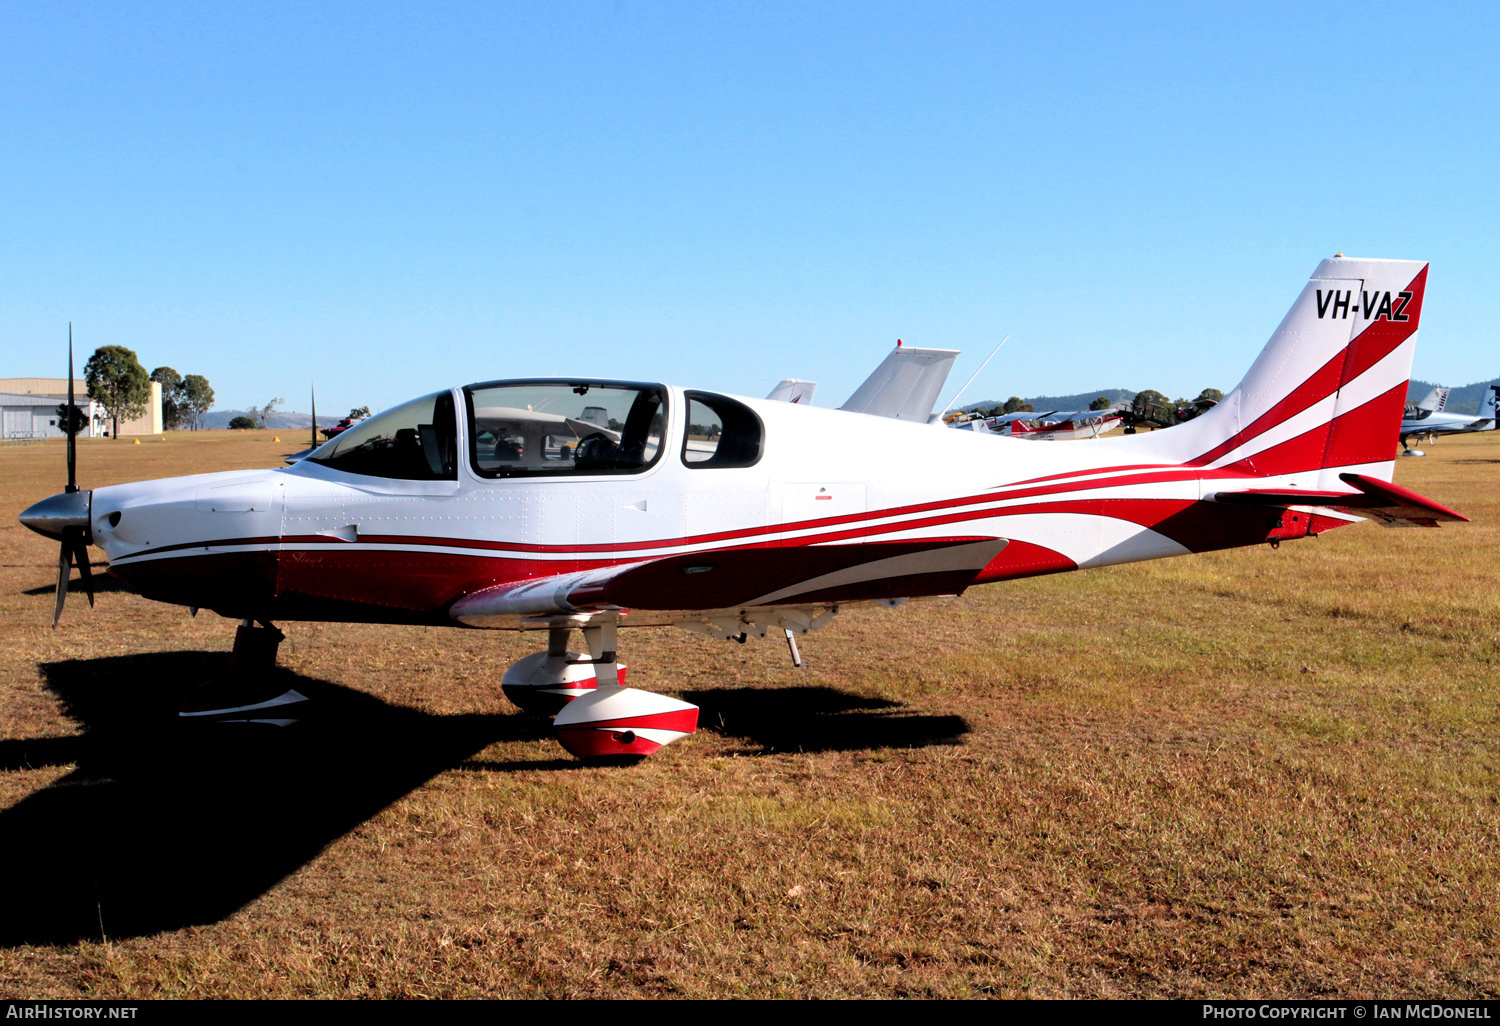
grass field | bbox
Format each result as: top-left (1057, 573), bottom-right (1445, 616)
top-left (1, 428), bottom-right (1497, 998)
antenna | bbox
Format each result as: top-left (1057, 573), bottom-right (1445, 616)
top-left (310, 384), bottom-right (317, 450)
top-left (936, 335), bottom-right (1010, 422)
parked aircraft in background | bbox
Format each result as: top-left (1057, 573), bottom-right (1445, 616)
top-left (766, 379), bottom-right (817, 404)
top-left (20, 257), bottom-right (1465, 761)
top-left (1399, 385), bottom-right (1499, 455)
top-left (1006, 409), bottom-right (1122, 440)
top-left (965, 408), bottom-right (1124, 440)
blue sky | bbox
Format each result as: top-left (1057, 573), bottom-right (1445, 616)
top-left (3, 1), bottom-right (1497, 416)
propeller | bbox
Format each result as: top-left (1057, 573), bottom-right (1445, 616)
top-left (20, 325), bottom-right (95, 628)
top-left (56, 324), bottom-right (95, 626)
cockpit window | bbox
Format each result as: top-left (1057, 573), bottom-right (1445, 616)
top-left (682, 392), bottom-right (763, 468)
top-left (464, 381), bottom-right (666, 478)
top-left (307, 391), bottom-right (457, 481)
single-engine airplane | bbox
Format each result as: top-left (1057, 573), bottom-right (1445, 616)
top-left (1398, 384), bottom-right (1498, 455)
top-left (984, 408), bottom-right (1124, 440)
top-left (20, 256), bottom-right (1466, 759)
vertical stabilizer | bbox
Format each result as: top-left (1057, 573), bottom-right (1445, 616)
top-left (1119, 257), bottom-right (1429, 488)
top-left (766, 379), bottom-right (818, 404)
top-left (840, 345), bottom-right (960, 423)
top-left (1414, 385), bottom-right (1449, 412)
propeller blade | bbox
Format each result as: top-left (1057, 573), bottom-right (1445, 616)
top-left (70, 529), bottom-right (95, 608)
top-left (52, 329), bottom-right (92, 628)
top-left (310, 383), bottom-right (317, 451)
top-left (67, 324), bottom-right (78, 494)
top-left (52, 540), bottom-right (70, 629)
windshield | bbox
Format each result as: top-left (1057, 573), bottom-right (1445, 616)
top-left (464, 381), bottom-right (666, 477)
top-left (306, 391), bottom-right (457, 480)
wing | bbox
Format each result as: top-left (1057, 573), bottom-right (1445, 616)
top-left (449, 538), bottom-right (1008, 627)
top-left (1211, 473), bottom-right (1468, 528)
top-left (987, 410), bottom-right (1059, 425)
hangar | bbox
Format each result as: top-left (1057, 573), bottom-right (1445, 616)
top-left (0, 377), bottom-right (161, 438)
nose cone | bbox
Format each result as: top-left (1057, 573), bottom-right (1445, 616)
top-left (19, 489), bottom-right (92, 541)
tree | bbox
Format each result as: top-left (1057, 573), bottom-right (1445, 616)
top-left (228, 416), bottom-right (256, 430)
top-left (84, 345), bottom-right (150, 439)
top-left (151, 366), bottom-right (186, 430)
top-left (1001, 396), bottom-right (1034, 414)
top-left (1088, 395), bottom-right (1113, 411)
top-left (181, 375), bottom-right (214, 430)
top-left (348, 405), bottom-right (371, 420)
top-left (53, 402), bottom-right (88, 436)
top-left (251, 397), bottom-right (285, 429)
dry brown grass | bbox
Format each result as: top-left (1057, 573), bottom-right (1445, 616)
top-left (1, 429), bottom-right (1498, 998)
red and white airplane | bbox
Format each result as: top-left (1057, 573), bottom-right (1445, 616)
top-left (20, 256), bottom-right (1466, 759)
top-left (996, 409), bottom-right (1124, 440)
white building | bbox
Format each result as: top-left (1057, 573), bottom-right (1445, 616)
top-left (0, 392), bottom-right (108, 439)
top-left (0, 378), bottom-right (161, 437)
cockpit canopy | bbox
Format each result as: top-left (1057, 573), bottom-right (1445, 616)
top-left (465, 381), bottom-right (667, 477)
top-left (301, 380), bottom-right (763, 482)
top-left (306, 390), bottom-right (457, 480)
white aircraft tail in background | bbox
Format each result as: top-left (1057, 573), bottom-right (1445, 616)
top-left (1414, 385), bottom-right (1450, 412)
top-left (766, 379), bottom-right (817, 404)
top-left (839, 341), bottom-right (958, 422)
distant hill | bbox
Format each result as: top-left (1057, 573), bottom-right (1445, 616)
top-left (957, 377), bottom-right (1500, 418)
top-left (1408, 378), bottom-right (1500, 416)
top-left (201, 410), bottom-right (342, 430)
top-left (958, 388), bottom-right (1137, 414)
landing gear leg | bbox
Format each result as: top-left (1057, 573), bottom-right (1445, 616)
top-left (179, 619), bottom-right (308, 723)
top-left (501, 624), bottom-right (629, 717)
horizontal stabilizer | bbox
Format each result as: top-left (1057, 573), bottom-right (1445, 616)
top-left (1212, 473), bottom-right (1468, 528)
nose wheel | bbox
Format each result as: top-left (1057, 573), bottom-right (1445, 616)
top-left (178, 620), bottom-right (308, 725)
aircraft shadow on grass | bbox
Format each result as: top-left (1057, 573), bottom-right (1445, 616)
top-left (0, 652), bottom-right (538, 947)
top-left (682, 686), bottom-right (969, 755)
top-left (0, 654), bottom-right (966, 945)
top-left (22, 570), bottom-right (132, 597)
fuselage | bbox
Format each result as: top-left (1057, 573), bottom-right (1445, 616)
top-left (76, 378), bottom-right (1353, 628)
top-left (1400, 408), bottom-right (1490, 442)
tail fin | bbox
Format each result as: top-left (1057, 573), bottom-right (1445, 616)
top-left (1482, 385), bottom-right (1499, 430)
top-left (1415, 385), bottom-right (1450, 412)
top-left (840, 343), bottom-right (959, 423)
top-left (766, 379), bottom-right (817, 404)
top-left (1126, 257), bottom-right (1428, 488)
